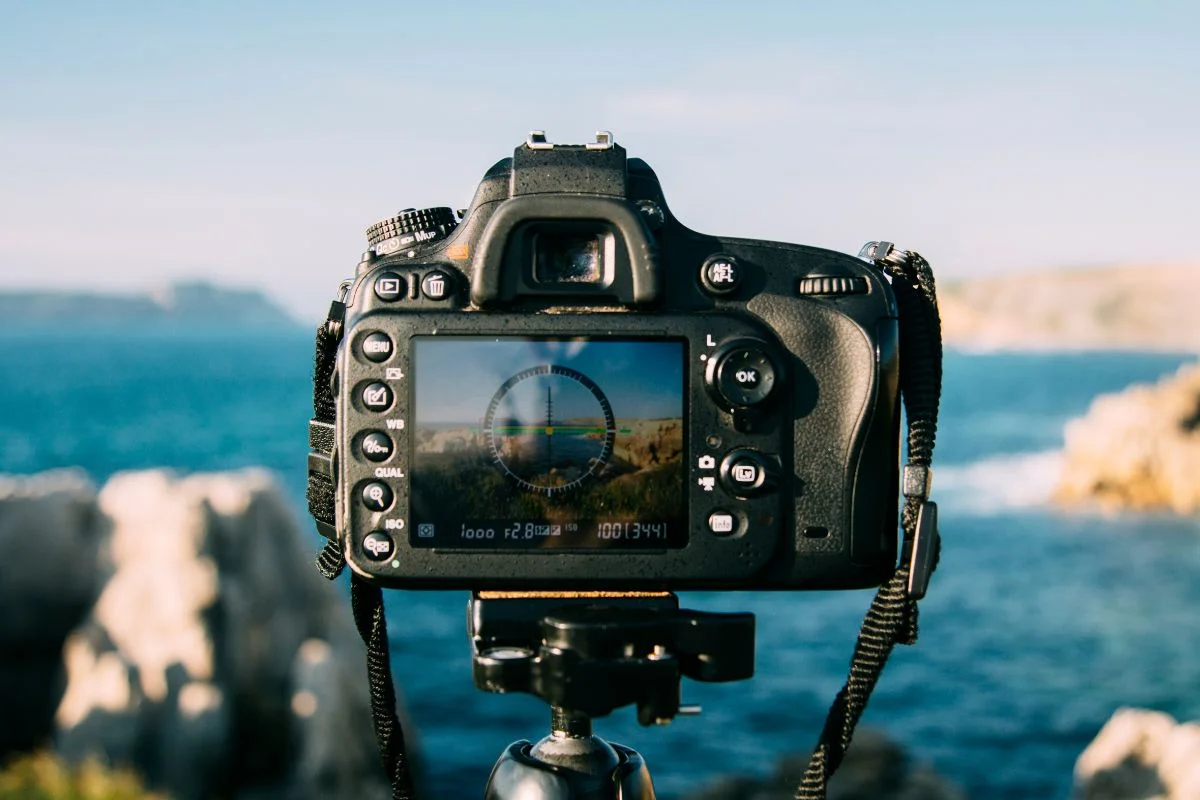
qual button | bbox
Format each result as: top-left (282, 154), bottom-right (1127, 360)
top-left (360, 432), bottom-right (394, 462)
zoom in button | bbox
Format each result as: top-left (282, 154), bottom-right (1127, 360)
top-left (361, 481), bottom-right (394, 512)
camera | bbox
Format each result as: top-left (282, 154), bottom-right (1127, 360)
top-left (326, 131), bottom-right (901, 590)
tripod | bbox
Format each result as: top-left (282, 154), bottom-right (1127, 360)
top-left (468, 592), bottom-right (756, 799)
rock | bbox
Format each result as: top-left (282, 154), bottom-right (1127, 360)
top-left (1075, 708), bottom-right (1200, 799)
top-left (1054, 362), bottom-right (1200, 513)
top-left (0, 468), bottom-right (405, 800)
top-left (681, 729), bottom-right (966, 800)
top-left (0, 470), bottom-right (105, 756)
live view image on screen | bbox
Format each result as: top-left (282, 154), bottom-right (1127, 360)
top-left (411, 337), bottom-right (686, 549)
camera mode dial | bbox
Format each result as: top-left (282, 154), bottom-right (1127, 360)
top-left (705, 339), bottom-right (780, 410)
top-left (366, 207), bottom-right (458, 255)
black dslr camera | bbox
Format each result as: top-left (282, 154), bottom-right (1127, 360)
top-left (329, 131), bottom-right (900, 591)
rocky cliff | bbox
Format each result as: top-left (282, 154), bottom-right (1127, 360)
top-left (0, 469), bottom-right (402, 800)
top-left (1054, 362), bottom-right (1200, 513)
top-left (1075, 708), bottom-right (1200, 799)
top-left (940, 262), bottom-right (1200, 352)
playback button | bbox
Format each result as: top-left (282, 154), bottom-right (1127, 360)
top-left (718, 449), bottom-right (779, 498)
top-left (374, 272), bottom-right (406, 302)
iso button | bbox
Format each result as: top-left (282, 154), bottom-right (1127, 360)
top-left (361, 432), bottom-right (394, 462)
top-left (713, 345), bottom-right (778, 408)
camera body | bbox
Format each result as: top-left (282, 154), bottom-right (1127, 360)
top-left (330, 132), bottom-right (900, 590)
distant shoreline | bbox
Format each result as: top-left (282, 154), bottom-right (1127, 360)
top-left (0, 281), bottom-right (301, 330)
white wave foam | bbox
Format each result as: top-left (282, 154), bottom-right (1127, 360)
top-left (935, 450), bottom-right (1064, 515)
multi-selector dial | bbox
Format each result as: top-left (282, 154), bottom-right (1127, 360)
top-left (704, 338), bottom-right (780, 410)
top-left (366, 207), bottom-right (458, 255)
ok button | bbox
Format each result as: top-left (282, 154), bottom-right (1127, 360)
top-left (713, 345), bottom-right (778, 408)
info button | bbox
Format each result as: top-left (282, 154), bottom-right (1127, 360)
top-left (707, 511), bottom-right (738, 536)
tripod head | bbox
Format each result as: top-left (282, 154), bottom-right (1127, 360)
top-left (468, 592), bottom-right (756, 799)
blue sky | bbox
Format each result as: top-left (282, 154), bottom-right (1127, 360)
top-left (1, 2), bottom-right (1196, 321)
top-left (414, 338), bottom-right (683, 424)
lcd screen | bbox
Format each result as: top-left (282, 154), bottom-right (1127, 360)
top-left (410, 337), bottom-right (686, 549)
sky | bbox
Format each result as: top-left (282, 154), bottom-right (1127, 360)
top-left (414, 338), bottom-right (683, 424)
top-left (1, 2), bottom-right (1196, 322)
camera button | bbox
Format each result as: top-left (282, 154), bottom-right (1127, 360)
top-left (719, 449), bottom-right (778, 497)
top-left (361, 381), bottom-right (394, 412)
top-left (362, 531), bottom-right (395, 562)
top-left (714, 347), bottom-right (777, 407)
top-left (361, 482), bottom-right (394, 512)
top-left (700, 254), bottom-right (742, 296)
top-left (421, 270), bottom-right (452, 300)
top-left (707, 511), bottom-right (739, 536)
top-left (361, 432), bottom-right (394, 462)
top-left (374, 272), bottom-right (406, 302)
top-left (361, 332), bottom-right (394, 363)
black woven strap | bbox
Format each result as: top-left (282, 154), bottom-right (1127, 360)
top-left (794, 244), bottom-right (943, 799)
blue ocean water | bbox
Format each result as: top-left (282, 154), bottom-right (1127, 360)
top-left (2, 327), bottom-right (1198, 799)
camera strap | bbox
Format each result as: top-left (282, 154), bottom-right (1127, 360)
top-left (305, 242), bottom-right (943, 800)
top-left (795, 242), bottom-right (943, 799)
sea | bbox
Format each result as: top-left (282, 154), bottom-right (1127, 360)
top-left (2, 326), bottom-right (1198, 799)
